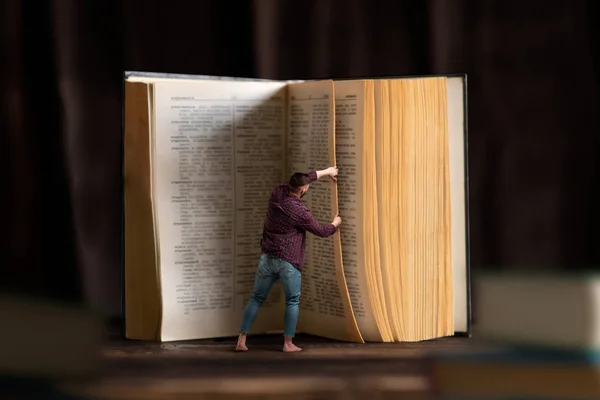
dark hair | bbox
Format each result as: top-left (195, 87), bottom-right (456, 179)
top-left (289, 172), bottom-right (311, 191)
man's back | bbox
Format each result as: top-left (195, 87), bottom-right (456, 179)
top-left (260, 174), bottom-right (337, 270)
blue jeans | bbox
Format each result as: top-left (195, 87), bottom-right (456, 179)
top-left (239, 253), bottom-right (301, 337)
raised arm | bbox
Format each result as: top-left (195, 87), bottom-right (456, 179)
top-left (315, 166), bottom-right (338, 181)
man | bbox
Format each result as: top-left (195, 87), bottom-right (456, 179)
top-left (236, 166), bottom-right (342, 353)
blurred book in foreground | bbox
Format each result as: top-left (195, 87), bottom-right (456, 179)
top-left (0, 294), bottom-right (103, 379)
top-left (427, 345), bottom-right (600, 399)
top-left (475, 272), bottom-right (600, 351)
top-left (426, 272), bottom-right (600, 399)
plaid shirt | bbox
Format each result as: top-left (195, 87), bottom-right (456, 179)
top-left (260, 170), bottom-right (337, 270)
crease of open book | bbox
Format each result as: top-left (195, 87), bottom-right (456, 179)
top-left (122, 71), bottom-right (470, 343)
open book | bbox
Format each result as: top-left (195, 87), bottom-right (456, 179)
top-left (123, 71), bottom-right (470, 343)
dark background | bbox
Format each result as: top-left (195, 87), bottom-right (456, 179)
top-left (1, 0), bottom-right (598, 320)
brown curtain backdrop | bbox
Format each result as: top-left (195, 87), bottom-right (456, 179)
top-left (1, 0), bottom-right (598, 319)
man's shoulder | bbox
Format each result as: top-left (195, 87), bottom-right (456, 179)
top-left (270, 182), bottom-right (288, 198)
top-left (285, 197), bottom-right (310, 215)
top-left (268, 183), bottom-right (309, 214)
top-left (272, 195), bottom-right (308, 215)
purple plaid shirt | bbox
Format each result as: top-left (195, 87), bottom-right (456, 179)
top-left (260, 170), bottom-right (337, 271)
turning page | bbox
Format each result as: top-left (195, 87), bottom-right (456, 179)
top-left (333, 80), bottom-right (384, 342)
top-left (286, 80), bottom-right (363, 343)
top-left (151, 79), bottom-right (288, 341)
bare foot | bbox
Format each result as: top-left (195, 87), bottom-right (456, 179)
top-left (236, 333), bottom-right (248, 352)
top-left (282, 343), bottom-right (303, 353)
top-left (235, 342), bottom-right (248, 352)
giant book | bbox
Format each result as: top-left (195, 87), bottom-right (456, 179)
top-left (122, 71), bottom-right (471, 342)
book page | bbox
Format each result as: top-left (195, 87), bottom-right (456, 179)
top-left (446, 76), bottom-right (468, 333)
top-left (390, 77), bottom-right (454, 341)
top-left (374, 79), bottom-right (405, 341)
top-left (286, 80), bottom-right (363, 343)
top-left (333, 80), bottom-right (383, 342)
top-left (123, 81), bottom-right (162, 340)
top-left (151, 80), bottom-right (288, 341)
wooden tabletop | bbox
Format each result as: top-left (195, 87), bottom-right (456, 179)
top-left (3, 333), bottom-right (472, 399)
